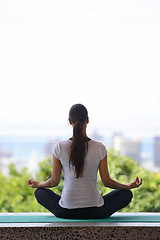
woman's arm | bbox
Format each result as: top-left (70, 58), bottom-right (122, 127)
top-left (28, 154), bottom-right (62, 188)
top-left (99, 155), bottom-right (142, 190)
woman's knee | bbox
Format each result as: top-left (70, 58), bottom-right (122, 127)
top-left (128, 189), bottom-right (133, 201)
top-left (34, 188), bottom-right (45, 202)
top-left (122, 189), bottom-right (133, 203)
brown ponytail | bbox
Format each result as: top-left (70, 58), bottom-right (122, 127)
top-left (69, 104), bottom-right (88, 178)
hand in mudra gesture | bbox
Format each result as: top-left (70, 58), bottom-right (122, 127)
top-left (129, 177), bottom-right (142, 189)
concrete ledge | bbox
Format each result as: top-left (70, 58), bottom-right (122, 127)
top-left (0, 213), bottom-right (160, 240)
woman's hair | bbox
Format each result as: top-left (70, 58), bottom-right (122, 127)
top-left (69, 104), bottom-right (88, 178)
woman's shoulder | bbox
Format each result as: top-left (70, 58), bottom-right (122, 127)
top-left (54, 139), bottom-right (71, 148)
top-left (89, 139), bottom-right (107, 151)
top-left (89, 139), bottom-right (106, 147)
top-left (52, 139), bottom-right (71, 158)
top-left (89, 140), bottom-right (107, 159)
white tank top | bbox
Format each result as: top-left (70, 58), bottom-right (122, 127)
top-left (52, 139), bottom-right (107, 209)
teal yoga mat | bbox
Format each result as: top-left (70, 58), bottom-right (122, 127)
top-left (0, 215), bottom-right (160, 223)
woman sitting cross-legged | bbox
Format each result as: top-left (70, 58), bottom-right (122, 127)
top-left (28, 103), bottom-right (142, 219)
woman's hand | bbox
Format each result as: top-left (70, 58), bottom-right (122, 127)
top-left (28, 178), bottom-right (40, 188)
top-left (128, 177), bottom-right (142, 189)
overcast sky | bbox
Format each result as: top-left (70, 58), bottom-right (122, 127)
top-left (0, 0), bottom-right (160, 135)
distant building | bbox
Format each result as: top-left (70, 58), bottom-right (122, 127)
top-left (154, 136), bottom-right (160, 167)
top-left (112, 133), bottom-right (124, 152)
top-left (0, 149), bottom-right (12, 158)
top-left (113, 133), bottom-right (141, 162)
top-left (123, 139), bottom-right (141, 162)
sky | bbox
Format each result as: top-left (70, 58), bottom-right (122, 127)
top-left (0, 0), bottom-right (160, 136)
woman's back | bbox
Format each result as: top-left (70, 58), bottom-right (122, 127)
top-left (53, 139), bottom-right (107, 209)
top-left (28, 103), bottom-right (141, 219)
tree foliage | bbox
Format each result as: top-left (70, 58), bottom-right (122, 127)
top-left (0, 148), bottom-right (160, 212)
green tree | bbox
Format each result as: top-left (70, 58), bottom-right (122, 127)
top-left (0, 163), bottom-right (47, 212)
top-left (0, 148), bottom-right (160, 212)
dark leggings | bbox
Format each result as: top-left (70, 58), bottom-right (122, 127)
top-left (34, 188), bottom-right (133, 219)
